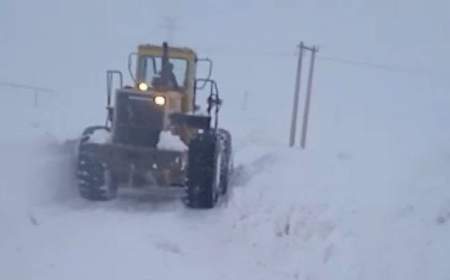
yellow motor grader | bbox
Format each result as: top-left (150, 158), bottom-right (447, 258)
top-left (77, 42), bottom-right (232, 208)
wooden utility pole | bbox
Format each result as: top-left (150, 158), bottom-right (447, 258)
top-left (300, 46), bottom-right (318, 149)
top-left (289, 42), bottom-right (304, 147)
top-left (289, 42), bottom-right (318, 148)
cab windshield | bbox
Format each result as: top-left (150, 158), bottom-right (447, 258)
top-left (138, 56), bottom-right (188, 90)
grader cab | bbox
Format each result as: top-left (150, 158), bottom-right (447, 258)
top-left (77, 42), bottom-right (232, 209)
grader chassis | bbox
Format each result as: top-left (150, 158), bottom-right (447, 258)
top-left (77, 42), bottom-right (232, 209)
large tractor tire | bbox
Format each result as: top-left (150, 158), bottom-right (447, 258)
top-left (218, 129), bottom-right (233, 195)
top-left (186, 130), bottom-right (221, 209)
top-left (77, 126), bottom-right (118, 201)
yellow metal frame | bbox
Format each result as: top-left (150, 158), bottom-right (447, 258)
top-left (135, 44), bottom-right (197, 114)
top-left (138, 44), bottom-right (196, 61)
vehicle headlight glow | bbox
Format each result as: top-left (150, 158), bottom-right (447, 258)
top-left (138, 82), bottom-right (149, 91)
top-left (154, 96), bottom-right (166, 106)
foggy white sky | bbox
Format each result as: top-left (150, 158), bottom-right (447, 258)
top-left (2, 0), bottom-right (450, 87)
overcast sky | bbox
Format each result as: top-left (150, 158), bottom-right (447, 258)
top-left (2, 0), bottom-right (449, 85)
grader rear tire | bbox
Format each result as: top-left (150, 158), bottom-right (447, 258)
top-left (186, 131), bottom-right (219, 209)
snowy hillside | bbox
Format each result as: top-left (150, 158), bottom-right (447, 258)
top-left (2, 0), bottom-right (450, 279)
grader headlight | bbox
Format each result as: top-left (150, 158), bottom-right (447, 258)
top-left (153, 96), bottom-right (166, 106)
top-left (138, 82), bottom-right (149, 91)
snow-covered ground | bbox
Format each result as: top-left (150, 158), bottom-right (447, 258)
top-left (1, 79), bottom-right (450, 280)
top-left (2, 0), bottom-right (450, 279)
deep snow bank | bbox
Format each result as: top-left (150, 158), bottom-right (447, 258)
top-left (229, 145), bottom-right (450, 279)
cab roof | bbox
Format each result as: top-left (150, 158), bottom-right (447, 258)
top-left (137, 44), bottom-right (197, 61)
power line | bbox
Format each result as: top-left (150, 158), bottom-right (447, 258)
top-left (0, 81), bottom-right (56, 108)
top-left (0, 81), bottom-right (55, 93)
top-left (199, 47), bottom-right (411, 73)
top-left (317, 55), bottom-right (412, 73)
